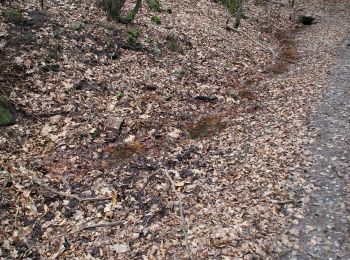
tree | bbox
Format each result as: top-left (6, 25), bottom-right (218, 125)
top-left (220, 0), bottom-right (244, 29)
top-left (103, 0), bottom-right (142, 23)
top-left (234, 0), bottom-right (243, 28)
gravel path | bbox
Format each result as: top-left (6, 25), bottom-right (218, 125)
top-left (282, 35), bottom-right (350, 260)
top-left (300, 37), bottom-right (350, 259)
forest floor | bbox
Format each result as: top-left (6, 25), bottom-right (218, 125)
top-left (0, 0), bottom-right (349, 259)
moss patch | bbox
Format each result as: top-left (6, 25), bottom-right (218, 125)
top-left (5, 9), bottom-right (24, 24)
top-left (188, 115), bottom-right (225, 139)
top-left (147, 0), bottom-right (161, 12)
top-left (0, 98), bottom-right (15, 126)
top-left (151, 15), bottom-right (161, 25)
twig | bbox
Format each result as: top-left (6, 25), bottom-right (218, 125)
top-left (32, 177), bottom-right (112, 202)
top-left (141, 170), bottom-right (159, 192)
top-left (227, 26), bottom-right (277, 57)
top-left (22, 221), bottom-right (123, 257)
top-left (270, 199), bottom-right (296, 204)
top-left (117, 117), bottom-right (125, 133)
top-left (51, 221), bottom-right (124, 239)
top-left (164, 171), bottom-right (192, 260)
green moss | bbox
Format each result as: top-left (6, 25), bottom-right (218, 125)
top-left (128, 28), bottom-right (140, 39)
top-left (147, 0), bottom-right (161, 12)
top-left (0, 98), bottom-right (14, 126)
top-left (125, 28), bottom-right (141, 50)
top-left (5, 9), bottom-right (23, 24)
top-left (151, 15), bottom-right (161, 25)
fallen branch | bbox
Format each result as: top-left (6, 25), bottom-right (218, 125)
top-left (32, 177), bottom-right (112, 202)
top-left (164, 171), bottom-right (192, 260)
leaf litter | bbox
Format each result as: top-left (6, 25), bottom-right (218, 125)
top-left (1, 0), bottom-right (350, 259)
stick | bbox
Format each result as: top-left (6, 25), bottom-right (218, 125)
top-left (51, 221), bottom-right (124, 239)
top-left (164, 171), bottom-right (192, 260)
top-left (22, 221), bottom-right (123, 257)
top-left (32, 177), bottom-right (112, 202)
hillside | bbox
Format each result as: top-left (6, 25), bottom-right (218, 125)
top-left (0, 0), bottom-right (349, 258)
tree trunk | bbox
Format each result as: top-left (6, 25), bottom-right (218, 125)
top-left (234, 0), bottom-right (243, 29)
top-left (103, 0), bottom-right (142, 23)
top-left (119, 0), bottom-right (142, 23)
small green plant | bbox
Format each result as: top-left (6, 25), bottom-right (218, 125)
top-left (147, 0), bottom-right (161, 12)
top-left (128, 28), bottom-right (140, 42)
top-left (5, 9), bottom-right (23, 24)
top-left (172, 67), bottom-right (186, 79)
top-left (167, 36), bottom-right (180, 52)
top-left (164, 94), bottom-right (172, 101)
top-left (151, 15), bottom-right (161, 25)
top-left (224, 61), bottom-right (232, 70)
top-left (90, 128), bottom-right (100, 140)
top-left (115, 91), bottom-right (124, 101)
top-left (152, 42), bottom-right (162, 54)
top-left (125, 28), bottom-right (142, 50)
top-left (145, 37), bottom-right (153, 44)
top-left (125, 12), bottom-right (136, 23)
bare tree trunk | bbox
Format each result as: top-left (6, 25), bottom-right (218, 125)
top-left (103, 0), bottom-right (142, 23)
top-left (119, 0), bottom-right (142, 23)
top-left (234, 0), bottom-right (243, 29)
top-left (105, 0), bottom-right (126, 20)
